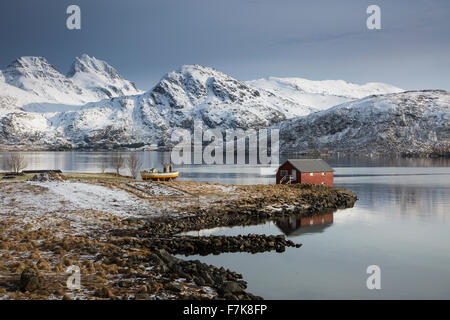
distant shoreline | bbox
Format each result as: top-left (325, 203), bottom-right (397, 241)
top-left (0, 146), bottom-right (448, 159)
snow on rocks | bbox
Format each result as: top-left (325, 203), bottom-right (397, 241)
top-left (29, 172), bottom-right (64, 182)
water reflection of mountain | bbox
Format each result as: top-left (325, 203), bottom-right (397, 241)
top-left (321, 157), bottom-right (450, 168)
top-left (274, 212), bottom-right (334, 236)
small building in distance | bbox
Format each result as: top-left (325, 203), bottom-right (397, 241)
top-left (276, 159), bottom-right (334, 186)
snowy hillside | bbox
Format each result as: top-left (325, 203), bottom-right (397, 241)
top-left (0, 80), bottom-right (48, 112)
top-left (247, 77), bottom-right (404, 111)
top-left (278, 90), bottom-right (450, 155)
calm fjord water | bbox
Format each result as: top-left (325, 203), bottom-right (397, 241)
top-left (2, 152), bottom-right (449, 299)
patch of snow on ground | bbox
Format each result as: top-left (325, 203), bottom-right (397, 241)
top-left (210, 184), bottom-right (236, 193)
top-left (39, 181), bottom-right (161, 218)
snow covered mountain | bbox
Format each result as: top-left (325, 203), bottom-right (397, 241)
top-left (247, 76), bottom-right (404, 111)
top-left (2, 56), bottom-right (90, 105)
top-left (2, 55), bottom-right (446, 155)
top-left (60, 65), bottom-right (404, 148)
top-left (0, 64), bottom-right (318, 149)
top-left (1, 55), bottom-right (141, 109)
top-left (278, 90), bottom-right (450, 155)
top-left (147, 64), bottom-right (317, 127)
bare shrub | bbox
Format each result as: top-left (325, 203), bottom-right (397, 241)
top-left (99, 156), bottom-right (109, 174)
top-left (100, 162), bottom-right (106, 174)
top-left (126, 153), bottom-right (142, 179)
top-left (5, 153), bottom-right (27, 173)
top-left (111, 153), bottom-right (125, 176)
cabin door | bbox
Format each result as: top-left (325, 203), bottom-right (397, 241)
top-left (291, 170), bottom-right (296, 181)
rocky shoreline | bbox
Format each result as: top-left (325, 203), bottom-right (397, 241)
top-left (112, 234), bottom-right (302, 256)
top-left (104, 183), bottom-right (357, 299)
top-left (0, 180), bottom-right (357, 300)
top-left (120, 183), bottom-right (357, 237)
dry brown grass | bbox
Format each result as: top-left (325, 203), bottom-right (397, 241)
top-left (64, 172), bottom-right (136, 182)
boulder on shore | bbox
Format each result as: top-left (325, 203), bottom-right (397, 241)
top-left (19, 267), bottom-right (41, 292)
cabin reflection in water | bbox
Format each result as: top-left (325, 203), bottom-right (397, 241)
top-left (275, 212), bottom-right (334, 236)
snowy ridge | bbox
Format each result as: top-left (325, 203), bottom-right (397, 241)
top-left (247, 76), bottom-right (404, 111)
top-left (278, 90), bottom-right (450, 154)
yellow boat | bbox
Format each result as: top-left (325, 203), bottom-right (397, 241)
top-left (140, 168), bottom-right (179, 181)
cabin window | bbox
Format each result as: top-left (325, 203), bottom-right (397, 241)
top-left (310, 172), bottom-right (314, 176)
top-left (321, 182), bottom-right (326, 185)
top-left (280, 170), bottom-right (288, 177)
top-left (322, 172), bottom-right (325, 176)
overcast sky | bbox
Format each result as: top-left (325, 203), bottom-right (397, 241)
top-left (1, 0), bottom-right (449, 91)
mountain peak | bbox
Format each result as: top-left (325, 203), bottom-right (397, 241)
top-left (152, 64), bottom-right (263, 112)
top-left (67, 54), bottom-right (140, 98)
top-left (176, 64), bottom-right (237, 81)
top-left (1, 54), bottom-right (140, 104)
top-left (1, 55), bottom-right (84, 102)
top-left (12, 56), bottom-right (52, 67)
top-left (3, 56), bottom-right (60, 80)
top-left (67, 54), bottom-right (120, 79)
top-left (161, 64), bottom-right (229, 84)
top-left (178, 64), bottom-right (220, 74)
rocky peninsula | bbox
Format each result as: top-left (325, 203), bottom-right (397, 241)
top-left (0, 174), bottom-right (357, 300)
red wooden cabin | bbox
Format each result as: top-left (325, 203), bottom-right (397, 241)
top-left (276, 159), bottom-right (334, 186)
